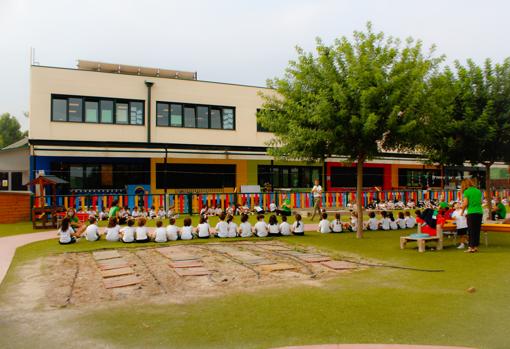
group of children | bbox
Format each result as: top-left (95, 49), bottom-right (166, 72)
top-left (57, 211), bottom-right (309, 244)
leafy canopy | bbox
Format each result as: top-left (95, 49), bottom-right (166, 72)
top-left (0, 113), bottom-right (26, 149)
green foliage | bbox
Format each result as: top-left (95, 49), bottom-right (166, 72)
top-left (0, 113), bottom-right (25, 149)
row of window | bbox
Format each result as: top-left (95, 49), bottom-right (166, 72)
top-left (258, 165), bottom-right (322, 189)
top-left (52, 95), bottom-right (145, 125)
top-left (156, 102), bottom-right (235, 130)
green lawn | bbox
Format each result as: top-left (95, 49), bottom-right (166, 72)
top-left (0, 226), bottom-right (509, 348)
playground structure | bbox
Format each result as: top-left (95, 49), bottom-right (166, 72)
top-left (28, 174), bottom-right (68, 229)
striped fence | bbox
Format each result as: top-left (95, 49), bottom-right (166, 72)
top-left (32, 189), bottom-right (510, 214)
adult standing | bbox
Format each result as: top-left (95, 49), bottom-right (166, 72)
top-left (461, 178), bottom-right (483, 253)
top-left (311, 179), bottom-right (323, 221)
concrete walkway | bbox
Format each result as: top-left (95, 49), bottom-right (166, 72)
top-left (0, 230), bottom-right (57, 285)
top-left (273, 345), bottom-right (475, 349)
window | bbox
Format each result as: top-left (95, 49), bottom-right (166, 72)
top-left (100, 100), bottom-right (114, 123)
top-left (52, 98), bottom-right (67, 121)
top-left (210, 109), bottom-right (222, 129)
top-left (0, 172), bottom-right (8, 191)
top-left (70, 166), bottom-right (83, 189)
top-left (11, 172), bottom-right (24, 191)
top-left (398, 169), bottom-right (441, 188)
top-left (184, 106), bottom-right (196, 128)
top-left (85, 100), bottom-right (99, 123)
top-left (130, 101), bottom-right (144, 125)
top-left (330, 166), bottom-right (384, 188)
top-left (222, 108), bottom-right (234, 129)
top-left (196, 106), bottom-right (209, 129)
top-left (116, 102), bottom-right (129, 124)
top-left (258, 165), bottom-right (320, 189)
top-left (156, 103), bottom-right (169, 126)
top-left (170, 104), bottom-right (182, 127)
top-left (68, 98), bottom-right (83, 122)
top-left (156, 163), bottom-right (236, 189)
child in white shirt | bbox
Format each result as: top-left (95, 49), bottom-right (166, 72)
top-left (120, 219), bottom-right (136, 243)
top-left (254, 214), bottom-right (269, 237)
top-left (180, 217), bottom-right (194, 240)
top-left (105, 217), bottom-right (121, 242)
top-left (404, 211), bottom-right (416, 228)
top-left (239, 214), bottom-right (253, 237)
top-left (268, 214), bottom-right (280, 236)
top-left (366, 211), bottom-right (379, 231)
top-left (318, 212), bottom-right (331, 233)
top-left (291, 214), bottom-right (304, 235)
top-left (58, 218), bottom-right (77, 244)
top-left (451, 203), bottom-right (468, 249)
top-left (157, 208), bottom-right (166, 219)
top-left (379, 211), bottom-right (390, 230)
top-left (197, 216), bottom-right (211, 239)
top-left (346, 211), bottom-right (358, 232)
top-left (166, 218), bottom-right (179, 241)
top-left (135, 217), bottom-right (150, 243)
top-left (279, 215), bottom-right (291, 236)
top-left (131, 207), bottom-right (140, 218)
top-left (215, 213), bottom-right (229, 238)
top-left (396, 212), bottom-right (406, 229)
top-left (153, 220), bottom-right (168, 243)
top-left (227, 215), bottom-right (238, 238)
top-left (84, 216), bottom-right (101, 241)
top-left (388, 212), bottom-right (398, 230)
top-left (331, 213), bottom-right (343, 233)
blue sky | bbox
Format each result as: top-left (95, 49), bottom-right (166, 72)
top-left (1, 0), bottom-right (509, 131)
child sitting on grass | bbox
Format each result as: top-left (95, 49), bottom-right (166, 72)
top-left (153, 220), bottom-right (167, 243)
top-left (396, 212), bottom-right (406, 229)
top-left (279, 215), bottom-right (291, 236)
top-left (197, 216), bottom-right (211, 239)
top-left (268, 214), bottom-right (280, 236)
top-left (135, 217), bottom-right (150, 243)
top-left (344, 211), bottom-right (358, 232)
top-left (318, 212), bottom-right (331, 233)
top-left (254, 214), bottom-right (269, 237)
top-left (215, 213), bottom-right (229, 238)
top-left (180, 217), bottom-right (194, 240)
top-left (404, 211), bottom-right (416, 228)
top-left (239, 214), bottom-right (253, 238)
top-left (105, 217), bottom-right (121, 242)
top-left (166, 218), bottom-right (179, 241)
top-left (227, 215), bottom-right (238, 238)
top-left (379, 211), bottom-right (390, 230)
top-left (83, 216), bottom-right (101, 241)
top-left (331, 213), bottom-right (343, 233)
top-left (365, 211), bottom-right (378, 231)
top-left (291, 214), bottom-right (304, 235)
top-left (120, 219), bottom-right (136, 243)
top-left (58, 217), bottom-right (78, 245)
top-left (388, 212), bottom-right (398, 230)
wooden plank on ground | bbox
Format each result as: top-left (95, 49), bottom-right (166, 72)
top-left (103, 275), bottom-right (141, 289)
top-left (156, 248), bottom-right (199, 261)
top-left (101, 267), bottom-right (134, 278)
top-left (169, 260), bottom-right (204, 268)
top-left (174, 267), bottom-right (211, 276)
top-left (93, 250), bottom-right (121, 261)
top-left (243, 257), bottom-right (276, 265)
top-left (97, 258), bottom-right (130, 270)
top-left (258, 263), bottom-right (297, 272)
top-left (300, 255), bottom-right (331, 263)
top-left (321, 260), bottom-right (358, 270)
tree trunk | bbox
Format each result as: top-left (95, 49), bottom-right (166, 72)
top-left (356, 157), bottom-right (364, 239)
top-left (485, 163), bottom-right (492, 213)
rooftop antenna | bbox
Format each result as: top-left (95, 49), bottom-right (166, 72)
top-left (30, 47), bottom-right (40, 66)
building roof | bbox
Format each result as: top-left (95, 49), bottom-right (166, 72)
top-left (26, 174), bottom-right (68, 186)
top-left (77, 60), bottom-right (197, 81)
top-left (1, 137), bottom-right (28, 151)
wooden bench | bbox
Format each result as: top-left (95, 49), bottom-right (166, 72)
top-left (400, 225), bottom-right (444, 252)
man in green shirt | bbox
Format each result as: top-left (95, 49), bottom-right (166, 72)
top-left (491, 197), bottom-right (507, 220)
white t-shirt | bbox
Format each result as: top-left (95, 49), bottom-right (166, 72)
top-left (318, 219), bottom-right (331, 233)
top-left (180, 226), bottom-right (193, 240)
top-left (389, 220), bottom-right (398, 230)
top-left (154, 227), bottom-right (168, 242)
top-left (120, 226), bottom-right (135, 242)
top-left (292, 221), bottom-right (304, 233)
top-left (312, 185), bottom-right (322, 198)
top-left (197, 223), bottom-right (211, 238)
top-left (239, 221), bottom-right (252, 237)
top-left (381, 218), bottom-right (391, 230)
top-left (227, 222), bottom-right (238, 238)
top-left (58, 227), bottom-right (74, 243)
top-left (132, 210), bottom-right (140, 218)
top-left (280, 221), bottom-right (291, 236)
top-left (451, 209), bottom-right (468, 229)
top-left (166, 225), bottom-right (179, 241)
top-left (396, 218), bottom-right (406, 229)
top-left (215, 221), bottom-right (229, 238)
top-left (350, 217), bottom-right (358, 231)
top-left (405, 216), bottom-right (416, 228)
top-left (269, 203), bottom-right (277, 212)
top-left (105, 225), bottom-right (121, 241)
top-left (331, 219), bottom-right (343, 233)
top-left (268, 223), bottom-right (280, 235)
top-left (84, 224), bottom-right (100, 241)
top-left (254, 221), bottom-right (268, 237)
top-left (367, 218), bottom-right (379, 231)
top-left (135, 226), bottom-right (149, 241)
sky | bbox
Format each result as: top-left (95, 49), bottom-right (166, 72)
top-left (1, 0), bottom-right (509, 131)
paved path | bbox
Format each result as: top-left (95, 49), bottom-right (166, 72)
top-left (273, 344), bottom-right (475, 349)
top-left (0, 231), bottom-right (57, 285)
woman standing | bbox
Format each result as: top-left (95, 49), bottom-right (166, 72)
top-left (461, 178), bottom-right (483, 253)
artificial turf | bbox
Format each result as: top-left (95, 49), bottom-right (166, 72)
top-left (0, 224), bottom-right (509, 348)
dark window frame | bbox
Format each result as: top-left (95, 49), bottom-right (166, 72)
top-left (257, 165), bottom-right (321, 189)
top-left (51, 94), bottom-right (145, 126)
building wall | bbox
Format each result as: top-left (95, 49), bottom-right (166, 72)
top-left (0, 192), bottom-right (31, 223)
top-left (30, 66), bottom-right (275, 147)
top-left (0, 148), bottom-right (30, 187)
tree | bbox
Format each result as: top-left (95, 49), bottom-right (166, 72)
top-left (258, 23), bottom-right (442, 238)
top-left (0, 113), bottom-right (25, 148)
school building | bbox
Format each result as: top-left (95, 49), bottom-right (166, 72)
top-left (24, 60), bottom-right (509, 203)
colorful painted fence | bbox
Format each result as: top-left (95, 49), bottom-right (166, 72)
top-left (32, 189), bottom-right (510, 214)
